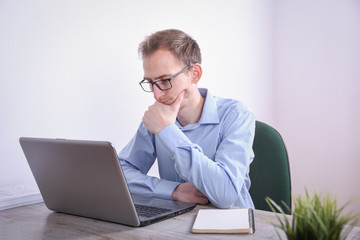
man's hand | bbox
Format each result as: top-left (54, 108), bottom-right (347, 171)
top-left (142, 91), bottom-right (184, 135)
top-left (172, 182), bottom-right (209, 205)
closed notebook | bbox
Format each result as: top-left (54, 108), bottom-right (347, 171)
top-left (192, 208), bottom-right (255, 234)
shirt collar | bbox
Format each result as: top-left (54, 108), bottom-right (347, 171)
top-left (175, 88), bottom-right (219, 130)
top-left (198, 88), bottom-right (220, 124)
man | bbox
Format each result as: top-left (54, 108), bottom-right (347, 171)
top-left (118, 29), bottom-right (255, 209)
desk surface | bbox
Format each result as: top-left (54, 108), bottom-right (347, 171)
top-left (0, 203), bottom-right (359, 240)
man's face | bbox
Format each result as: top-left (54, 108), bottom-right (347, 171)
top-left (142, 49), bottom-right (192, 105)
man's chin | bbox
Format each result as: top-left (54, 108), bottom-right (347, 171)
top-left (159, 99), bottom-right (175, 105)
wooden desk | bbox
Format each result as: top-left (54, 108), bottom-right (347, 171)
top-left (0, 203), bottom-right (359, 239)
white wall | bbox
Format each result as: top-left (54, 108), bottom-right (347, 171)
top-left (273, 0), bottom-right (360, 216)
top-left (0, 1), bottom-right (272, 188)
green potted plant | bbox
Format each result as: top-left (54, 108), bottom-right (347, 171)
top-left (266, 190), bottom-right (360, 239)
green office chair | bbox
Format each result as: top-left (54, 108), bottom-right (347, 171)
top-left (249, 120), bottom-right (292, 214)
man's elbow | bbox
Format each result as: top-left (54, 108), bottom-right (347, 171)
top-left (210, 192), bottom-right (238, 209)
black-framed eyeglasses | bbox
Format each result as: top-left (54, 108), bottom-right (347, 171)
top-left (139, 65), bottom-right (192, 92)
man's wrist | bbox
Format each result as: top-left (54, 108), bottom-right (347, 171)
top-left (171, 184), bottom-right (180, 200)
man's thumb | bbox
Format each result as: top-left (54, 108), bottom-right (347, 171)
top-left (173, 91), bottom-right (185, 110)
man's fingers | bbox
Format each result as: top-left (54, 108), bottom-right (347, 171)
top-left (171, 182), bottom-right (209, 205)
top-left (197, 196), bottom-right (210, 205)
top-left (195, 191), bottom-right (209, 204)
top-left (193, 192), bottom-right (209, 204)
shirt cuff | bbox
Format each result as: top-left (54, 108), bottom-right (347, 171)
top-left (155, 178), bottom-right (181, 200)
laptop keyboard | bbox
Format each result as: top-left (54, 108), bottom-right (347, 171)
top-left (135, 204), bottom-right (172, 218)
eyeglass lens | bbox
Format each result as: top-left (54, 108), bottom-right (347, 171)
top-left (141, 79), bottom-right (171, 92)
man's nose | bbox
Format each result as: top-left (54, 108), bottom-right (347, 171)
top-left (152, 85), bottom-right (163, 99)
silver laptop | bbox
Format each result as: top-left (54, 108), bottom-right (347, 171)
top-left (19, 137), bottom-right (196, 227)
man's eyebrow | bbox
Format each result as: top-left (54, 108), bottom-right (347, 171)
top-left (144, 73), bottom-right (172, 81)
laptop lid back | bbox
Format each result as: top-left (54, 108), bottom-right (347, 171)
top-left (19, 137), bottom-right (141, 226)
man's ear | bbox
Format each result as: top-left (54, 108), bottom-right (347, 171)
top-left (191, 63), bottom-right (202, 84)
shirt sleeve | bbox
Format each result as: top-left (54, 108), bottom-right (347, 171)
top-left (157, 106), bottom-right (255, 208)
top-left (118, 123), bottom-right (180, 200)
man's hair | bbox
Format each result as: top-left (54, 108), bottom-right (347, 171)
top-left (138, 29), bottom-right (202, 66)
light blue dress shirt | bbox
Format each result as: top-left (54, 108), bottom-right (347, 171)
top-left (118, 88), bottom-right (255, 209)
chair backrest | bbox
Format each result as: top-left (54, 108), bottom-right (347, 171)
top-left (249, 120), bottom-right (292, 214)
